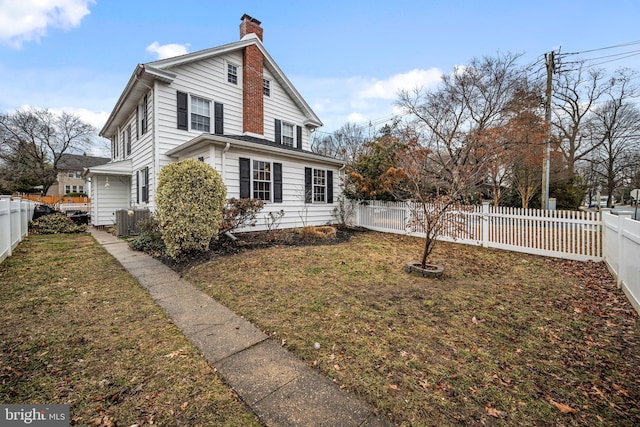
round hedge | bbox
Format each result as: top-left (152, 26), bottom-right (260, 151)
top-left (155, 159), bottom-right (227, 258)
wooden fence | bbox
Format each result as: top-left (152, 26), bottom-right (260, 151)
top-left (355, 200), bottom-right (602, 261)
top-left (0, 196), bottom-right (37, 264)
top-left (19, 194), bottom-right (91, 212)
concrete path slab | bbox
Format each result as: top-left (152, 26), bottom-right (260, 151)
top-left (89, 228), bottom-right (393, 427)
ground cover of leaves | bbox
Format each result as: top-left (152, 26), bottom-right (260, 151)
top-left (185, 230), bottom-right (640, 426)
top-left (0, 234), bottom-right (261, 427)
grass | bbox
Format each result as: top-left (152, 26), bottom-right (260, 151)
top-left (0, 234), bottom-right (261, 427)
top-left (185, 230), bottom-right (640, 427)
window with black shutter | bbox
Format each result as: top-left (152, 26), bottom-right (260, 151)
top-left (214, 102), bottom-right (224, 135)
top-left (274, 119), bottom-right (281, 144)
top-left (296, 125), bottom-right (302, 149)
top-left (177, 91), bottom-right (188, 130)
top-left (239, 158), bottom-right (251, 199)
top-left (273, 163), bottom-right (282, 203)
top-left (304, 167), bottom-right (312, 203)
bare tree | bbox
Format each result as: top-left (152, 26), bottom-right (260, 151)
top-left (398, 52), bottom-right (529, 197)
top-left (0, 108), bottom-right (95, 194)
top-left (586, 69), bottom-right (640, 207)
top-left (311, 122), bottom-right (368, 163)
top-left (552, 62), bottom-right (613, 175)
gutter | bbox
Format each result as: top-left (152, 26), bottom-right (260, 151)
top-left (222, 142), bottom-right (231, 182)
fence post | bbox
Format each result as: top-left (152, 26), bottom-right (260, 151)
top-left (481, 201), bottom-right (490, 247)
top-left (0, 196), bottom-right (11, 259)
top-left (616, 212), bottom-right (632, 289)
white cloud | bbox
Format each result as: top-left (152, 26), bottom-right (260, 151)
top-left (358, 68), bottom-right (443, 100)
top-left (146, 41), bottom-right (190, 60)
top-left (0, 0), bottom-right (94, 48)
top-left (291, 67), bottom-right (443, 133)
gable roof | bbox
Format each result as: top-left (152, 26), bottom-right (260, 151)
top-left (57, 153), bottom-right (110, 171)
top-left (100, 34), bottom-right (322, 138)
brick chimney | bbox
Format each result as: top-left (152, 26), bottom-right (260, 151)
top-left (240, 14), bottom-right (264, 136)
top-left (240, 14), bottom-right (263, 41)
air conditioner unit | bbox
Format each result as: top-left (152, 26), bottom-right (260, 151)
top-left (115, 209), bottom-right (150, 237)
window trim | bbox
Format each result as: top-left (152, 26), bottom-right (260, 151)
top-left (305, 167), bottom-right (333, 204)
top-left (239, 157), bottom-right (283, 203)
top-left (226, 61), bottom-right (239, 86)
top-left (281, 122), bottom-right (294, 147)
top-left (263, 78), bottom-right (270, 97)
top-left (190, 95), bottom-right (211, 132)
top-left (313, 169), bottom-right (327, 203)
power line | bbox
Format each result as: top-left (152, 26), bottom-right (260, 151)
top-left (559, 40), bottom-right (640, 57)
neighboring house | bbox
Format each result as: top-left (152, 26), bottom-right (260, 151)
top-left (86, 14), bottom-right (344, 229)
top-left (48, 153), bottom-right (110, 197)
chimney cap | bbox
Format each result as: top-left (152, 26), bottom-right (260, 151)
top-left (240, 14), bottom-right (261, 25)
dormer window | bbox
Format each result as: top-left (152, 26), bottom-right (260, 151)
top-left (227, 63), bottom-right (238, 85)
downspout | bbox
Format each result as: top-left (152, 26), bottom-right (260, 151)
top-left (222, 142), bottom-right (231, 182)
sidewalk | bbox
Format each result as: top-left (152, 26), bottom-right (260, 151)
top-left (90, 228), bottom-right (392, 427)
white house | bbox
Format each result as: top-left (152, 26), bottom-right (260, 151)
top-left (86, 14), bottom-right (344, 229)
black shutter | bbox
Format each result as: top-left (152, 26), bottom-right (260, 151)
top-left (177, 91), bottom-right (188, 130)
top-left (273, 163), bottom-right (282, 203)
top-left (296, 126), bottom-right (302, 149)
top-left (214, 102), bottom-right (224, 135)
top-left (304, 167), bottom-right (312, 203)
top-left (239, 158), bottom-right (250, 198)
top-left (143, 166), bottom-right (149, 202)
top-left (327, 170), bottom-right (333, 204)
top-left (142, 95), bottom-right (148, 135)
top-left (136, 106), bottom-right (139, 139)
top-left (136, 170), bottom-right (140, 203)
top-left (274, 119), bottom-right (281, 144)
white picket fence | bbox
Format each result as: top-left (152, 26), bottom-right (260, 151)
top-left (355, 200), bottom-right (602, 261)
top-left (602, 211), bottom-right (640, 314)
top-left (0, 196), bottom-right (37, 264)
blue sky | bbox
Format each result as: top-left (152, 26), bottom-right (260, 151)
top-left (1, 0), bottom-right (639, 149)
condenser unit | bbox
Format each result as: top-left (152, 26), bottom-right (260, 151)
top-left (115, 209), bottom-right (150, 237)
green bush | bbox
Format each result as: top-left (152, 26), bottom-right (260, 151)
top-left (156, 160), bottom-right (226, 259)
top-left (30, 213), bottom-right (87, 234)
top-left (128, 215), bottom-right (165, 256)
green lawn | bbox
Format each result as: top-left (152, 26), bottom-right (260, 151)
top-left (185, 230), bottom-right (640, 426)
top-left (0, 234), bottom-right (261, 427)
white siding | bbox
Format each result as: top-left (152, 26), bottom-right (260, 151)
top-left (263, 67), bottom-right (312, 149)
top-left (91, 175), bottom-right (131, 226)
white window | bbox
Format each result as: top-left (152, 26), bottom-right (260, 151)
top-left (252, 160), bottom-right (271, 201)
top-left (263, 79), bottom-right (270, 97)
top-left (75, 171), bottom-right (82, 178)
top-left (64, 185), bottom-right (71, 194)
top-left (191, 96), bottom-right (211, 132)
top-left (72, 185), bottom-right (78, 193)
top-left (282, 122), bottom-right (294, 146)
top-left (79, 185), bottom-right (84, 193)
top-left (227, 63), bottom-right (238, 85)
top-left (68, 171), bottom-right (74, 178)
top-left (313, 169), bottom-right (326, 202)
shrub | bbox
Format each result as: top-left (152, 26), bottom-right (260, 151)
top-left (220, 198), bottom-right (265, 234)
top-left (30, 213), bottom-right (87, 234)
top-left (128, 215), bottom-right (165, 256)
top-left (156, 160), bottom-right (226, 259)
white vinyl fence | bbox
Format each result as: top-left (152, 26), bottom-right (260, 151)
top-left (355, 200), bottom-right (602, 261)
top-left (0, 196), bottom-right (37, 264)
top-left (602, 211), bottom-right (640, 314)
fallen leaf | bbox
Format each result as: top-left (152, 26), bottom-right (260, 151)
top-left (388, 384), bottom-right (399, 390)
top-left (472, 316), bottom-right (478, 325)
top-left (181, 401), bottom-right (189, 410)
top-left (485, 405), bottom-right (503, 418)
top-left (549, 398), bottom-right (577, 414)
top-left (333, 364), bottom-right (340, 370)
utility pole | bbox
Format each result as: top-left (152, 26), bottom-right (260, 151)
top-left (541, 51), bottom-right (555, 210)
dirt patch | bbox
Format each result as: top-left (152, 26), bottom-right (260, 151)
top-left (162, 225), bottom-right (366, 273)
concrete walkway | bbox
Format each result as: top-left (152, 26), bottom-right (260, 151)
top-left (90, 228), bottom-right (392, 427)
